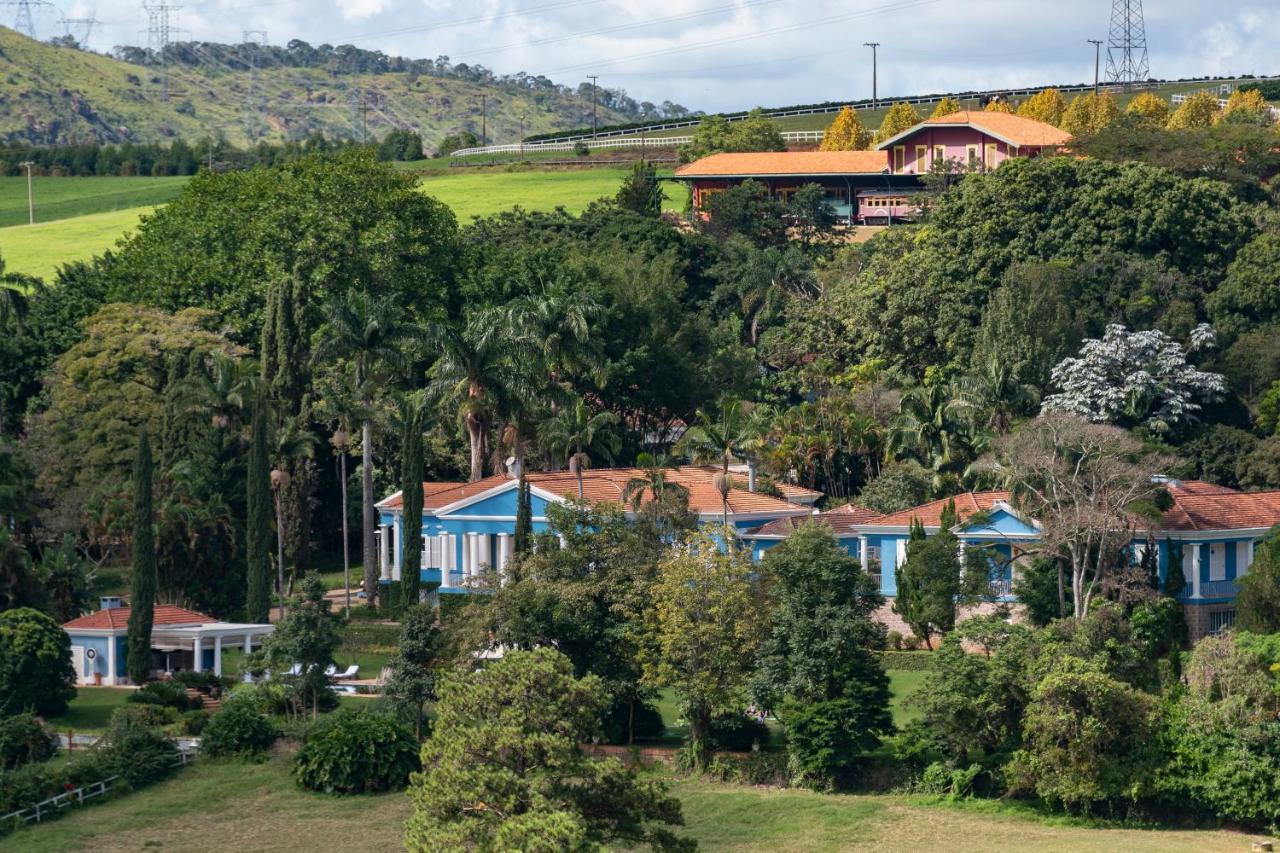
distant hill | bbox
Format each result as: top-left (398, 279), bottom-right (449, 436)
top-left (0, 28), bottom-right (685, 148)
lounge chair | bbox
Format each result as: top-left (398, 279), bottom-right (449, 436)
top-left (333, 664), bottom-right (359, 680)
top-left (288, 663), bottom-right (302, 676)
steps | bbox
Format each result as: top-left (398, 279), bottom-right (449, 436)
top-left (184, 687), bottom-right (221, 713)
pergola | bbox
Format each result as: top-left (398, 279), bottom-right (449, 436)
top-left (150, 622), bottom-right (276, 676)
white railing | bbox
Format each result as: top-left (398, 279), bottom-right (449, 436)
top-left (450, 74), bottom-right (1280, 158)
top-left (0, 747), bottom-right (196, 828)
top-left (451, 130), bottom-right (825, 158)
top-left (1170, 91), bottom-right (1280, 121)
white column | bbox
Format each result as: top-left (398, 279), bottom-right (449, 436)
top-left (858, 535), bottom-right (869, 568)
top-left (1191, 543), bottom-right (1202, 599)
top-left (479, 534), bottom-right (492, 573)
top-left (107, 638), bottom-right (117, 686)
top-left (244, 632), bottom-right (253, 654)
top-left (392, 521), bottom-right (403, 581)
top-left (213, 636), bottom-right (223, 676)
top-left (464, 533), bottom-right (476, 581)
top-left (379, 524), bottom-right (391, 580)
top-left (193, 636), bottom-right (203, 673)
top-left (1241, 540), bottom-right (1254, 577)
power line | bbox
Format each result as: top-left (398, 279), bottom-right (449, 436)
top-left (1, 0), bottom-right (53, 40)
top-left (142, 1), bottom-right (185, 100)
top-left (342, 0), bottom-right (609, 44)
top-left (58, 14), bottom-right (98, 48)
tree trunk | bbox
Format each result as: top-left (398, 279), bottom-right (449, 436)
top-left (467, 416), bottom-right (484, 483)
top-left (340, 451), bottom-right (350, 616)
top-left (274, 492), bottom-right (287, 619)
top-left (361, 418), bottom-right (377, 607)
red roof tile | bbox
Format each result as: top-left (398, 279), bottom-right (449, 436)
top-left (1158, 481), bottom-right (1280, 532)
top-left (674, 150), bottom-right (890, 178)
top-left (747, 503), bottom-right (881, 536)
top-left (869, 491), bottom-right (1012, 528)
top-left (878, 110), bottom-right (1072, 148)
top-left (62, 604), bottom-right (217, 631)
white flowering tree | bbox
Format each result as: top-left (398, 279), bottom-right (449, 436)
top-left (1042, 323), bottom-right (1226, 434)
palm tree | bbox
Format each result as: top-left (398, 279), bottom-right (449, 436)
top-left (953, 354), bottom-right (1041, 435)
top-left (0, 257), bottom-right (42, 327)
top-left (678, 397), bottom-right (753, 525)
top-left (622, 452), bottom-right (692, 538)
top-left (539, 397), bottom-right (621, 499)
top-left (175, 352), bottom-right (258, 433)
top-left (506, 293), bottom-right (602, 390)
top-left (268, 415), bottom-right (316, 616)
top-left (887, 380), bottom-right (987, 493)
top-left (427, 311), bottom-right (535, 483)
top-left (313, 292), bottom-right (423, 603)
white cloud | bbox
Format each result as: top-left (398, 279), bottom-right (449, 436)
top-left (44, 0), bottom-right (1280, 112)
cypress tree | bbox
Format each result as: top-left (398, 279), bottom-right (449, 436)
top-left (513, 473), bottom-right (532, 557)
top-left (399, 408), bottom-right (424, 609)
top-left (245, 391), bottom-right (273, 623)
top-left (126, 432), bottom-right (157, 684)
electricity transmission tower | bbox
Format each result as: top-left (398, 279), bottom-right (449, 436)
top-left (2, 0), bottom-right (53, 40)
top-left (1104, 0), bottom-right (1149, 87)
top-left (142, 1), bottom-right (184, 100)
top-left (242, 29), bottom-right (267, 140)
top-left (58, 14), bottom-right (98, 47)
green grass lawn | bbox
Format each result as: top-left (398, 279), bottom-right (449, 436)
top-left (0, 205), bottom-right (151, 279)
top-left (888, 669), bottom-right (929, 727)
top-left (0, 175), bottom-right (187, 228)
top-left (7, 751), bottom-right (1261, 853)
top-left (417, 166), bottom-right (680, 222)
top-left (42, 687), bottom-right (133, 735)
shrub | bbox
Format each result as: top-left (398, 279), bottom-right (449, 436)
top-left (886, 630), bottom-right (904, 651)
top-left (172, 671), bottom-right (228, 696)
top-left (706, 711), bottom-right (770, 752)
top-left (101, 708), bottom-right (179, 787)
top-left (128, 680), bottom-right (202, 711)
top-left (178, 710), bottom-right (210, 736)
top-left (0, 713), bottom-right (58, 771)
top-left (0, 607), bottom-right (77, 717)
top-left (600, 701), bottom-right (665, 744)
top-left (112, 703), bottom-right (179, 728)
top-left (294, 709), bottom-right (419, 794)
top-left (573, 141), bottom-right (590, 157)
top-left (0, 762), bottom-right (54, 814)
top-left (875, 650), bottom-right (936, 671)
top-left (201, 702), bottom-right (277, 759)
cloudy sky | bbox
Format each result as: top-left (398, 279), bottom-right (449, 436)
top-left (36, 0), bottom-right (1280, 112)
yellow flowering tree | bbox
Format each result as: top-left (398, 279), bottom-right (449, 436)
top-left (985, 99), bottom-right (1014, 114)
top-left (1124, 91), bottom-right (1171, 127)
top-left (877, 102), bottom-right (923, 143)
top-left (1219, 89), bottom-right (1271, 126)
top-left (1060, 92), bottom-right (1119, 135)
top-left (1017, 88), bottom-right (1067, 126)
top-left (930, 96), bottom-right (963, 118)
top-left (1167, 91), bottom-right (1221, 129)
top-left (819, 106), bottom-right (872, 151)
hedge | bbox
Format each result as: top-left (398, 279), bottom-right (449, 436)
top-left (876, 651), bottom-right (937, 672)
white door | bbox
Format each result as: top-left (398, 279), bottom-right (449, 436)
top-left (70, 646), bottom-right (86, 683)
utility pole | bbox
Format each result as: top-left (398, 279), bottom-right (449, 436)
top-left (518, 112), bottom-right (526, 159)
top-left (142, 2), bottom-right (184, 101)
top-left (480, 94), bottom-right (486, 147)
top-left (1088, 39), bottom-right (1103, 95)
top-left (587, 75), bottom-right (599, 136)
top-left (863, 43), bottom-right (880, 109)
top-left (361, 91), bottom-right (369, 144)
top-left (20, 161), bottom-right (33, 225)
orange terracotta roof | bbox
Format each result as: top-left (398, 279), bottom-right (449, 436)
top-left (379, 482), bottom-right (472, 511)
top-left (1158, 481), bottom-right (1280, 532)
top-left (674, 150), bottom-right (890, 178)
top-left (63, 604), bottom-right (217, 631)
top-left (747, 503), bottom-right (881, 536)
top-left (869, 491), bottom-right (1012, 528)
top-left (878, 110), bottom-right (1072, 149)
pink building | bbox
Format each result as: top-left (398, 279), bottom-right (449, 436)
top-left (875, 110), bottom-right (1072, 175)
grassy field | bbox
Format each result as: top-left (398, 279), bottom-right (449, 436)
top-left (417, 166), bottom-right (680, 221)
top-left (42, 687), bottom-right (133, 735)
top-left (0, 206), bottom-right (149, 280)
top-left (7, 751), bottom-right (1262, 853)
top-left (0, 175), bottom-right (187, 228)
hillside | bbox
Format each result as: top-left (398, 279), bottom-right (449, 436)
top-left (0, 27), bottom-right (637, 147)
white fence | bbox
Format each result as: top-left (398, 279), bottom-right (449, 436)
top-left (0, 747), bottom-right (197, 829)
top-left (452, 129), bottom-right (826, 157)
top-left (451, 74), bottom-right (1280, 159)
top-left (1170, 91), bottom-right (1280, 121)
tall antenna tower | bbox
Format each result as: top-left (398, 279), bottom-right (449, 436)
top-left (58, 14), bottom-right (98, 48)
top-left (1104, 0), bottom-right (1149, 87)
top-left (142, 1), bottom-right (183, 100)
top-left (2, 0), bottom-right (54, 40)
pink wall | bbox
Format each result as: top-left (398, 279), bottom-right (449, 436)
top-left (887, 126), bottom-right (1041, 175)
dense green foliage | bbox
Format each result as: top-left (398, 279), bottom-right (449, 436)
top-left (126, 431), bottom-right (156, 684)
top-left (260, 574), bottom-right (342, 718)
top-left (753, 526), bottom-right (892, 788)
top-left (0, 713), bottom-right (58, 771)
top-left (406, 647), bottom-right (690, 851)
top-left (200, 702), bottom-right (278, 759)
top-left (294, 707), bottom-right (420, 794)
top-left (0, 607), bottom-right (76, 717)
top-left (383, 604), bottom-right (443, 740)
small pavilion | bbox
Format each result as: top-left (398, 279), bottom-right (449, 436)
top-left (61, 599), bottom-right (274, 686)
